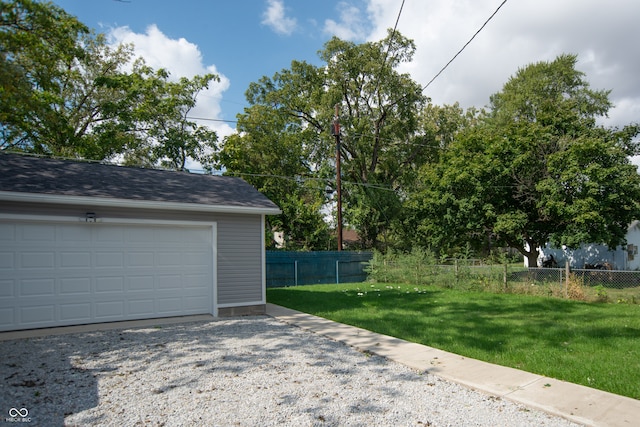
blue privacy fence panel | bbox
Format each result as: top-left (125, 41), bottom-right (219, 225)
top-left (266, 251), bottom-right (373, 287)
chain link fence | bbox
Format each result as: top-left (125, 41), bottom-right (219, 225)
top-left (366, 255), bottom-right (640, 303)
top-left (265, 250), bottom-right (640, 303)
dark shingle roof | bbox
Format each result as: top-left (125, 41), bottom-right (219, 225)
top-left (0, 154), bottom-right (280, 213)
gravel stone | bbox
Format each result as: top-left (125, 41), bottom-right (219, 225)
top-left (0, 316), bottom-right (582, 426)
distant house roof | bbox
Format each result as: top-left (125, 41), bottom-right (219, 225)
top-left (0, 153), bottom-right (281, 215)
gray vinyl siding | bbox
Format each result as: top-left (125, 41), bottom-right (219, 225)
top-left (1, 201), bottom-right (266, 308)
top-left (216, 215), bottom-right (263, 305)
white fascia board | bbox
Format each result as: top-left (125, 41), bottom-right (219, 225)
top-left (0, 191), bottom-right (282, 215)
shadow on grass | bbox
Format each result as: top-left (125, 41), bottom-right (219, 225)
top-left (269, 285), bottom-right (640, 347)
top-left (268, 284), bottom-right (640, 398)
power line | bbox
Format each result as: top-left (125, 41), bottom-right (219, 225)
top-left (192, 2), bottom-right (408, 127)
top-left (190, 0), bottom-right (506, 128)
top-left (186, 116), bottom-right (238, 124)
top-left (190, 1), bottom-right (507, 143)
top-left (185, 114), bottom-right (448, 150)
top-left (221, 171), bottom-right (398, 192)
top-left (422, 0), bottom-right (509, 92)
top-left (381, 0), bottom-right (406, 67)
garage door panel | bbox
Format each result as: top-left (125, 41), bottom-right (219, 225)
top-left (156, 275), bottom-right (182, 289)
top-left (20, 278), bottom-right (55, 296)
top-left (0, 251), bottom-right (14, 269)
top-left (21, 224), bottom-right (55, 241)
top-left (185, 274), bottom-right (209, 288)
top-left (60, 251), bottom-right (91, 268)
top-left (156, 252), bottom-right (183, 266)
top-left (0, 223), bottom-right (16, 240)
top-left (60, 277), bottom-right (92, 295)
top-left (21, 252), bottom-right (55, 269)
top-left (0, 307), bottom-right (14, 325)
top-left (0, 279), bottom-right (14, 297)
top-left (157, 297), bottom-right (182, 314)
top-left (156, 228), bottom-right (183, 243)
top-left (95, 277), bottom-right (125, 293)
top-left (96, 252), bottom-right (124, 268)
top-left (127, 276), bottom-right (154, 291)
top-left (126, 227), bottom-right (155, 242)
top-left (96, 226), bottom-right (124, 242)
top-left (0, 221), bottom-right (215, 331)
top-left (59, 302), bottom-right (91, 321)
top-left (184, 296), bottom-right (210, 311)
top-left (128, 252), bottom-right (154, 267)
top-left (179, 227), bottom-right (211, 244)
top-left (21, 304), bottom-right (55, 324)
top-left (59, 224), bottom-right (91, 242)
top-left (128, 299), bottom-right (155, 315)
top-left (184, 251), bottom-right (211, 266)
top-left (95, 300), bottom-right (125, 319)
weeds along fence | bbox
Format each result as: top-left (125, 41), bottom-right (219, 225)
top-left (366, 252), bottom-right (640, 303)
top-left (266, 251), bottom-right (372, 287)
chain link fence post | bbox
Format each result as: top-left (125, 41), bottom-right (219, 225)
top-left (503, 263), bottom-right (508, 290)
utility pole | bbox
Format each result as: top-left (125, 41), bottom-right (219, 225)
top-left (332, 103), bottom-right (343, 251)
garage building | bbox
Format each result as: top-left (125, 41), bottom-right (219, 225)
top-left (0, 154), bottom-right (281, 331)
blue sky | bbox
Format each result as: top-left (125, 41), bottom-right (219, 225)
top-left (52, 0), bottom-right (640, 148)
top-left (52, 0), bottom-right (376, 132)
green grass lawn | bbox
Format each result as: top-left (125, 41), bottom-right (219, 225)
top-left (267, 282), bottom-right (640, 400)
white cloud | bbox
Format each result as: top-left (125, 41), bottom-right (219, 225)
top-left (323, 2), bottom-right (369, 41)
top-left (107, 24), bottom-right (234, 140)
top-left (262, 0), bottom-right (297, 36)
top-left (363, 0), bottom-right (640, 130)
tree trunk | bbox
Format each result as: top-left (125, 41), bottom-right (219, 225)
top-left (514, 238), bottom-right (539, 267)
top-left (526, 251), bottom-right (538, 268)
top-left (523, 240), bottom-right (539, 267)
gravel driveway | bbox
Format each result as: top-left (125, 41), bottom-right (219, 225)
top-left (0, 316), bottom-right (581, 426)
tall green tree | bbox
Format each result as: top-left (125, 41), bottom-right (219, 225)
top-left (4, 30), bottom-right (138, 159)
top-left (1, 0), bottom-right (88, 149)
top-left (101, 60), bottom-right (219, 171)
top-left (1, 0), bottom-right (219, 170)
top-left (408, 54), bottom-right (640, 265)
top-left (220, 30), bottom-right (432, 249)
top-left (220, 101), bottom-right (332, 250)
top-left (396, 103), bottom-right (479, 251)
top-left (320, 32), bottom-right (429, 249)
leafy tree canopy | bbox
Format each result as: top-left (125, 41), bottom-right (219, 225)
top-left (220, 102), bottom-right (332, 250)
top-left (1, 0), bottom-right (88, 147)
top-left (407, 54), bottom-right (640, 264)
top-left (220, 30), bottom-right (448, 250)
top-left (1, 0), bottom-right (219, 171)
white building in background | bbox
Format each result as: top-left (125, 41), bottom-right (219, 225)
top-left (525, 221), bottom-right (640, 270)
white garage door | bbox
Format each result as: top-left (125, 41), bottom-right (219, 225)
top-left (0, 219), bottom-right (215, 332)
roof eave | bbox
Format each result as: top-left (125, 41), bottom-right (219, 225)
top-left (0, 191), bottom-right (282, 216)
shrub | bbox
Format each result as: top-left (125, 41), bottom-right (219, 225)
top-left (567, 277), bottom-right (587, 301)
top-left (593, 285), bottom-right (609, 303)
